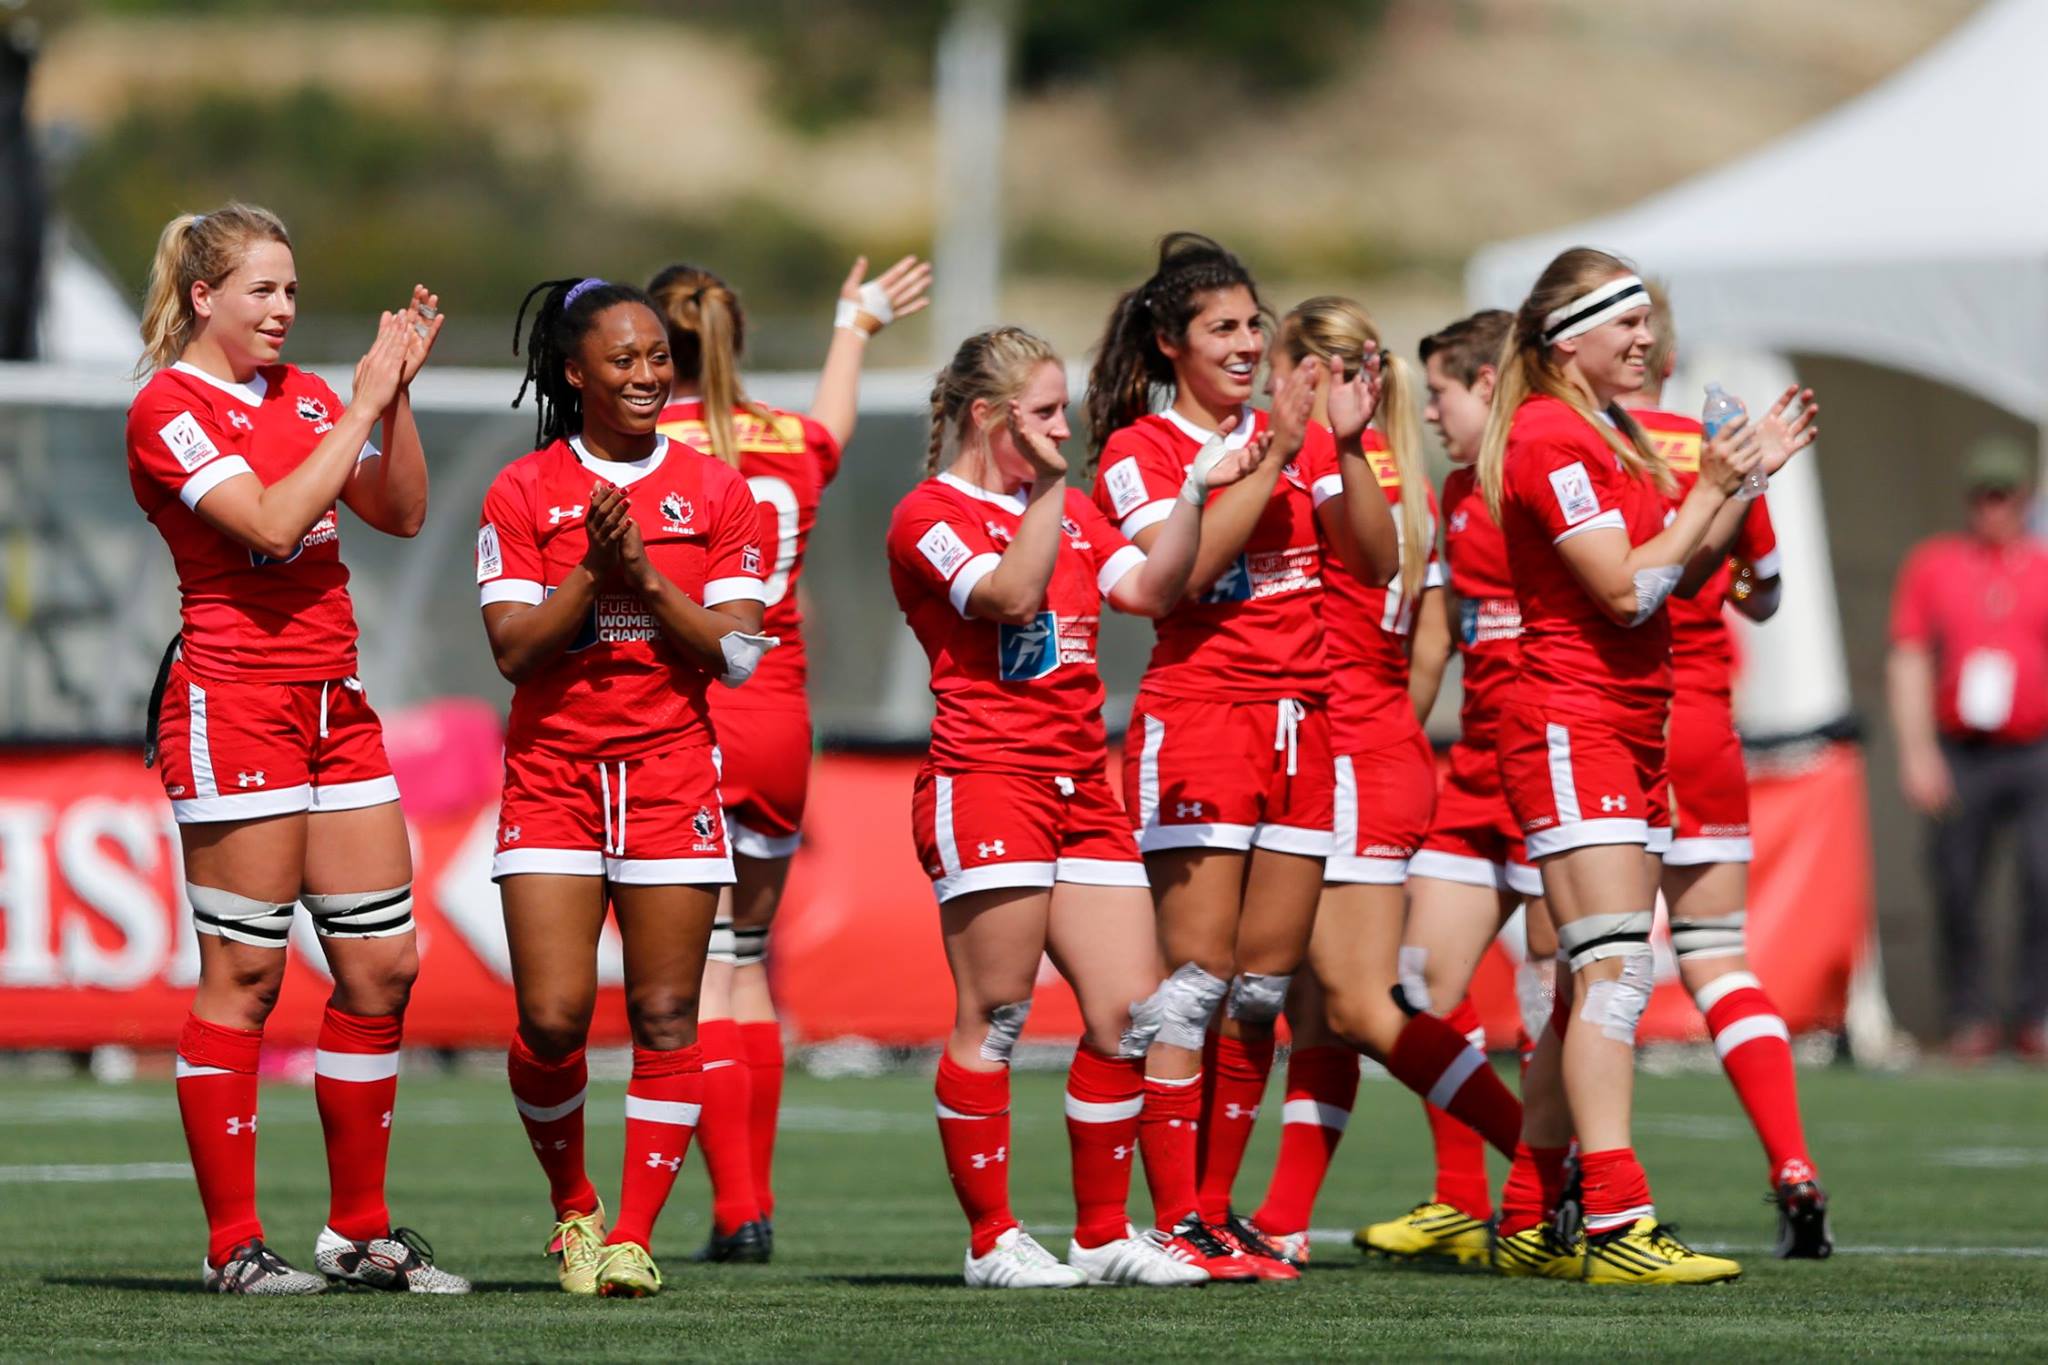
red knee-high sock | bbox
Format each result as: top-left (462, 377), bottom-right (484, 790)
top-left (935, 1054), bottom-right (1015, 1256)
top-left (1497, 1142), bottom-right (1570, 1236)
top-left (695, 1019), bottom-right (762, 1234)
top-left (1065, 1046), bottom-right (1144, 1249)
top-left (177, 1015), bottom-right (265, 1267)
top-left (314, 1006), bottom-right (401, 1240)
top-left (740, 1021), bottom-right (784, 1220)
top-left (1195, 1032), bottom-right (1274, 1222)
top-left (1250, 1044), bottom-right (1357, 1236)
top-left (608, 1044), bottom-right (704, 1251)
top-left (508, 1031), bottom-right (599, 1219)
top-left (1385, 1010), bottom-right (1521, 1158)
top-left (1579, 1147), bottom-right (1654, 1234)
top-left (1426, 1000), bottom-right (1494, 1220)
top-left (1140, 1072), bottom-right (1201, 1231)
top-left (1699, 972), bottom-right (1817, 1185)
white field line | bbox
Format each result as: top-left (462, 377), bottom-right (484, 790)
top-left (1299, 1229), bottom-right (2048, 1258)
top-left (0, 1162), bottom-right (191, 1183)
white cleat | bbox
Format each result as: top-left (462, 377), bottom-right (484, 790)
top-left (201, 1239), bottom-right (326, 1295)
top-left (963, 1227), bottom-right (1087, 1289)
top-left (1067, 1226), bottom-right (1211, 1286)
top-left (314, 1225), bottom-right (472, 1294)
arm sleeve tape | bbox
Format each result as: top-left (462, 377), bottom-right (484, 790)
top-left (1629, 564), bottom-right (1682, 626)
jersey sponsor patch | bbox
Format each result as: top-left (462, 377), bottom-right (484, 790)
top-left (476, 523), bottom-right (502, 583)
top-left (1547, 461), bottom-right (1601, 526)
top-left (998, 611), bottom-right (1060, 682)
top-left (158, 411), bottom-right (222, 473)
top-left (1103, 457), bottom-right (1150, 518)
top-left (916, 520), bottom-right (974, 580)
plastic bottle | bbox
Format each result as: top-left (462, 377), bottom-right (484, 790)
top-left (1703, 383), bottom-right (1767, 501)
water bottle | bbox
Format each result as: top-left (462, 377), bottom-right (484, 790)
top-left (1703, 382), bottom-right (1768, 502)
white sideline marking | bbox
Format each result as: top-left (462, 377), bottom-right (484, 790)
top-left (0, 1162), bottom-right (190, 1183)
top-left (1301, 1229), bottom-right (2048, 1258)
top-left (1934, 1147), bottom-right (2048, 1169)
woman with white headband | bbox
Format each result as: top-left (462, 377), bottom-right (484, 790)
top-left (1476, 247), bottom-right (1806, 1285)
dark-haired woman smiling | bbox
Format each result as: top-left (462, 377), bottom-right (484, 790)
top-left (476, 277), bottom-right (771, 1298)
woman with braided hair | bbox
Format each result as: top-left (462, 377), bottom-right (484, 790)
top-left (476, 277), bottom-right (772, 1297)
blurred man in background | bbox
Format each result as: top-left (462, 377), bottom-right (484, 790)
top-left (1887, 437), bottom-right (2048, 1061)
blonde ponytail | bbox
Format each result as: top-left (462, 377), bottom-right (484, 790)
top-left (927, 326), bottom-right (1062, 477)
top-left (134, 203), bottom-right (291, 377)
top-left (647, 264), bottom-right (782, 467)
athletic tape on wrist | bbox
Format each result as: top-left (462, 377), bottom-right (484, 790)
top-left (1557, 911), bottom-right (1653, 970)
top-left (1179, 430), bottom-right (1233, 507)
top-left (303, 883), bottom-right (415, 940)
top-left (831, 298), bottom-right (871, 335)
top-left (718, 631), bottom-right (780, 688)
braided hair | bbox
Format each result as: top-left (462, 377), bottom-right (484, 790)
top-left (925, 327), bottom-right (1062, 476)
top-left (510, 276), bottom-right (662, 448)
top-left (1083, 232), bottom-right (1263, 465)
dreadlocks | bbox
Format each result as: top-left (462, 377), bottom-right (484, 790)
top-left (510, 276), bottom-right (662, 448)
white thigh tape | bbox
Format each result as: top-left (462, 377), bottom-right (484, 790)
top-left (303, 884), bottom-right (414, 940)
top-left (1557, 911), bottom-right (1653, 969)
top-left (1396, 946), bottom-right (1432, 1015)
top-left (188, 884), bottom-right (294, 949)
top-left (706, 923), bottom-right (768, 966)
top-left (979, 999), bottom-right (1032, 1064)
top-left (1225, 971), bottom-right (1291, 1024)
top-left (1516, 956), bottom-right (1558, 1042)
top-left (1578, 949), bottom-right (1654, 1044)
top-left (1670, 911), bottom-right (1747, 962)
top-left (1155, 963), bottom-right (1229, 1051)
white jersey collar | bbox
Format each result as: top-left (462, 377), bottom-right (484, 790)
top-left (172, 359), bottom-right (268, 407)
top-left (571, 434), bottom-right (669, 486)
top-left (1158, 403), bottom-right (1255, 451)
top-left (937, 469), bottom-right (1029, 514)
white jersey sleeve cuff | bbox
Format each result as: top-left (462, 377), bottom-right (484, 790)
top-left (948, 552), bottom-right (1001, 617)
top-left (1097, 544), bottom-right (1148, 599)
top-left (1118, 500), bottom-right (1175, 539)
top-left (1553, 508), bottom-right (1626, 545)
top-left (179, 455), bottom-right (254, 510)
top-left (480, 578), bottom-right (544, 607)
top-left (703, 576), bottom-right (769, 606)
top-left (356, 441), bottom-right (381, 464)
top-left (1311, 473), bottom-right (1344, 508)
top-left (1748, 548), bottom-right (1783, 579)
top-left (1425, 558), bottom-right (1447, 589)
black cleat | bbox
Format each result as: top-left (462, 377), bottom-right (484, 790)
top-left (1772, 1180), bottom-right (1832, 1259)
top-left (692, 1217), bottom-right (773, 1264)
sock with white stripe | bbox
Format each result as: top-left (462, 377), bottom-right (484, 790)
top-left (315, 1006), bottom-right (401, 1240)
top-left (1427, 999), bottom-right (1494, 1220)
top-left (1250, 1044), bottom-right (1357, 1236)
top-left (507, 1031), bottom-right (599, 1220)
top-left (1698, 972), bottom-right (1816, 1186)
top-left (936, 1054), bottom-right (1016, 1257)
top-left (1579, 1146), bottom-right (1654, 1235)
top-left (608, 1044), bottom-right (705, 1251)
top-left (1065, 1046), bottom-right (1144, 1249)
top-left (176, 1013), bottom-right (265, 1266)
top-left (1385, 1010), bottom-right (1522, 1158)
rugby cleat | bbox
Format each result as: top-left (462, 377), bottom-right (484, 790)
top-left (692, 1217), bottom-right (773, 1264)
top-left (1162, 1218), bottom-right (1259, 1283)
top-left (1218, 1212), bottom-right (1301, 1281)
top-left (1581, 1219), bottom-right (1741, 1285)
top-left (1490, 1222), bottom-right (1583, 1279)
top-left (1066, 1226), bottom-right (1210, 1287)
top-left (963, 1227), bottom-right (1086, 1289)
top-left (1355, 1200), bottom-right (1493, 1266)
top-left (202, 1239), bottom-right (327, 1295)
top-left (1245, 1220), bottom-right (1310, 1270)
top-left (595, 1240), bottom-right (663, 1297)
top-left (315, 1225), bottom-right (471, 1294)
top-left (548, 1203), bottom-right (609, 1295)
top-left (1771, 1180), bottom-right (1833, 1260)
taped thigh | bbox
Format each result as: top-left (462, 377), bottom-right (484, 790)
top-left (1555, 911), bottom-right (1653, 971)
top-left (302, 883), bottom-right (414, 940)
top-left (706, 918), bottom-right (768, 966)
top-left (188, 884), bottom-right (295, 949)
top-left (1669, 911), bottom-right (1747, 962)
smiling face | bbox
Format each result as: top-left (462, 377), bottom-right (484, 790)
top-left (1556, 283), bottom-right (1652, 406)
top-left (1424, 351), bottom-right (1494, 466)
top-left (979, 360), bottom-right (1069, 485)
top-left (565, 302), bottom-right (674, 440)
top-left (1160, 284), bottom-right (1264, 415)
top-left (191, 238), bottom-right (297, 370)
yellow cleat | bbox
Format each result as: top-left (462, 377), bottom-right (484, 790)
top-left (1491, 1222), bottom-right (1584, 1279)
top-left (595, 1240), bottom-right (663, 1298)
top-left (1353, 1201), bottom-right (1492, 1266)
top-left (1580, 1219), bottom-right (1741, 1285)
top-left (549, 1203), bottom-right (609, 1296)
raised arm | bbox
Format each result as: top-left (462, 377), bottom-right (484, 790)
top-left (808, 255), bottom-right (934, 449)
top-left (345, 284), bottom-right (444, 538)
top-left (1109, 431), bottom-right (1262, 618)
top-left (1314, 355), bottom-right (1400, 587)
top-left (1677, 388), bottom-right (1815, 597)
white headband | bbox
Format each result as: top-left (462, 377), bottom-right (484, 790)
top-left (1542, 274), bottom-right (1648, 345)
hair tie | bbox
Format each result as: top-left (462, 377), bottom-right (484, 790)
top-left (563, 278), bottom-right (606, 310)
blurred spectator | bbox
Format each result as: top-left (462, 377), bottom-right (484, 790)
top-left (1887, 437), bottom-right (2048, 1062)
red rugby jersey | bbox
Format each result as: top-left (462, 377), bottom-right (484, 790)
top-left (1090, 407), bottom-right (1327, 702)
top-left (477, 435), bottom-right (766, 759)
top-left (1441, 465), bottom-right (1523, 748)
top-left (127, 361), bottom-right (376, 681)
top-left (1634, 407), bottom-right (1780, 701)
top-left (1498, 396), bottom-right (1673, 732)
top-left (887, 474), bottom-right (1145, 775)
top-left (656, 398), bottom-right (842, 710)
top-left (1297, 423), bottom-right (1443, 753)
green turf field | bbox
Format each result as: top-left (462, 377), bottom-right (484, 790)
top-left (1, 1060), bottom-right (2044, 1360)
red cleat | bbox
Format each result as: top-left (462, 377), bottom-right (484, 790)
top-left (1218, 1213), bottom-right (1302, 1282)
top-left (1162, 1218), bottom-right (1258, 1282)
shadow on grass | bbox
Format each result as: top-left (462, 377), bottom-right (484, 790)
top-left (43, 1275), bottom-right (548, 1295)
top-left (810, 1273), bottom-right (965, 1288)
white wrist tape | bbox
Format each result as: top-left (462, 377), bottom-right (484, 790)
top-left (717, 631), bottom-right (781, 688)
top-left (1179, 431), bottom-right (1233, 506)
top-left (833, 281), bottom-right (896, 335)
top-left (831, 298), bottom-right (869, 334)
top-left (1629, 564), bottom-right (1682, 626)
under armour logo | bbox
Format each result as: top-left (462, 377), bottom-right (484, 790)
top-left (534, 1138), bottom-right (569, 1152)
top-left (549, 504), bottom-right (584, 525)
top-left (1599, 794), bottom-right (1627, 813)
top-left (1224, 1102), bottom-right (1260, 1122)
top-left (1176, 801), bottom-right (1204, 819)
top-left (237, 771), bottom-right (266, 788)
top-left (645, 1153), bottom-right (682, 1171)
top-left (225, 1115), bottom-right (257, 1135)
top-left (380, 1111), bottom-right (392, 1130)
top-left (977, 840), bottom-right (1006, 859)
top-left (1112, 1144), bottom-right (1132, 1162)
top-left (502, 825), bottom-right (522, 843)
top-left (970, 1146), bottom-right (1008, 1169)
top-left (228, 410), bottom-right (254, 431)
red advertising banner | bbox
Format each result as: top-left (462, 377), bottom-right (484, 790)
top-left (0, 740), bottom-right (1872, 1050)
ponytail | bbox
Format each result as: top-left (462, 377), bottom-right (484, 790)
top-left (134, 202), bottom-right (291, 377)
top-left (647, 264), bottom-right (783, 467)
top-left (926, 326), bottom-right (1062, 477)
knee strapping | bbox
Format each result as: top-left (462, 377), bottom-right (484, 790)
top-left (1117, 989), bottom-right (1164, 1059)
top-left (1669, 911), bottom-right (1747, 962)
top-left (1225, 971), bottom-right (1291, 1024)
top-left (1516, 955), bottom-right (1557, 1043)
top-left (1577, 948), bottom-right (1655, 1044)
top-left (706, 920), bottom-right (768, 966)
top-left (302, 883), bottom-right (414, 940)
top-left (1396, 946), bottom-right (1432, 1014)
top-left (1153, 963), bottom-right (1229, 1050)
top-left (1556, 911), bottom-right (1653, 970)
top-left (978, 999), bottom-right (1032, 1064)
top-left (188, 884), bottom-right (294, 949)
